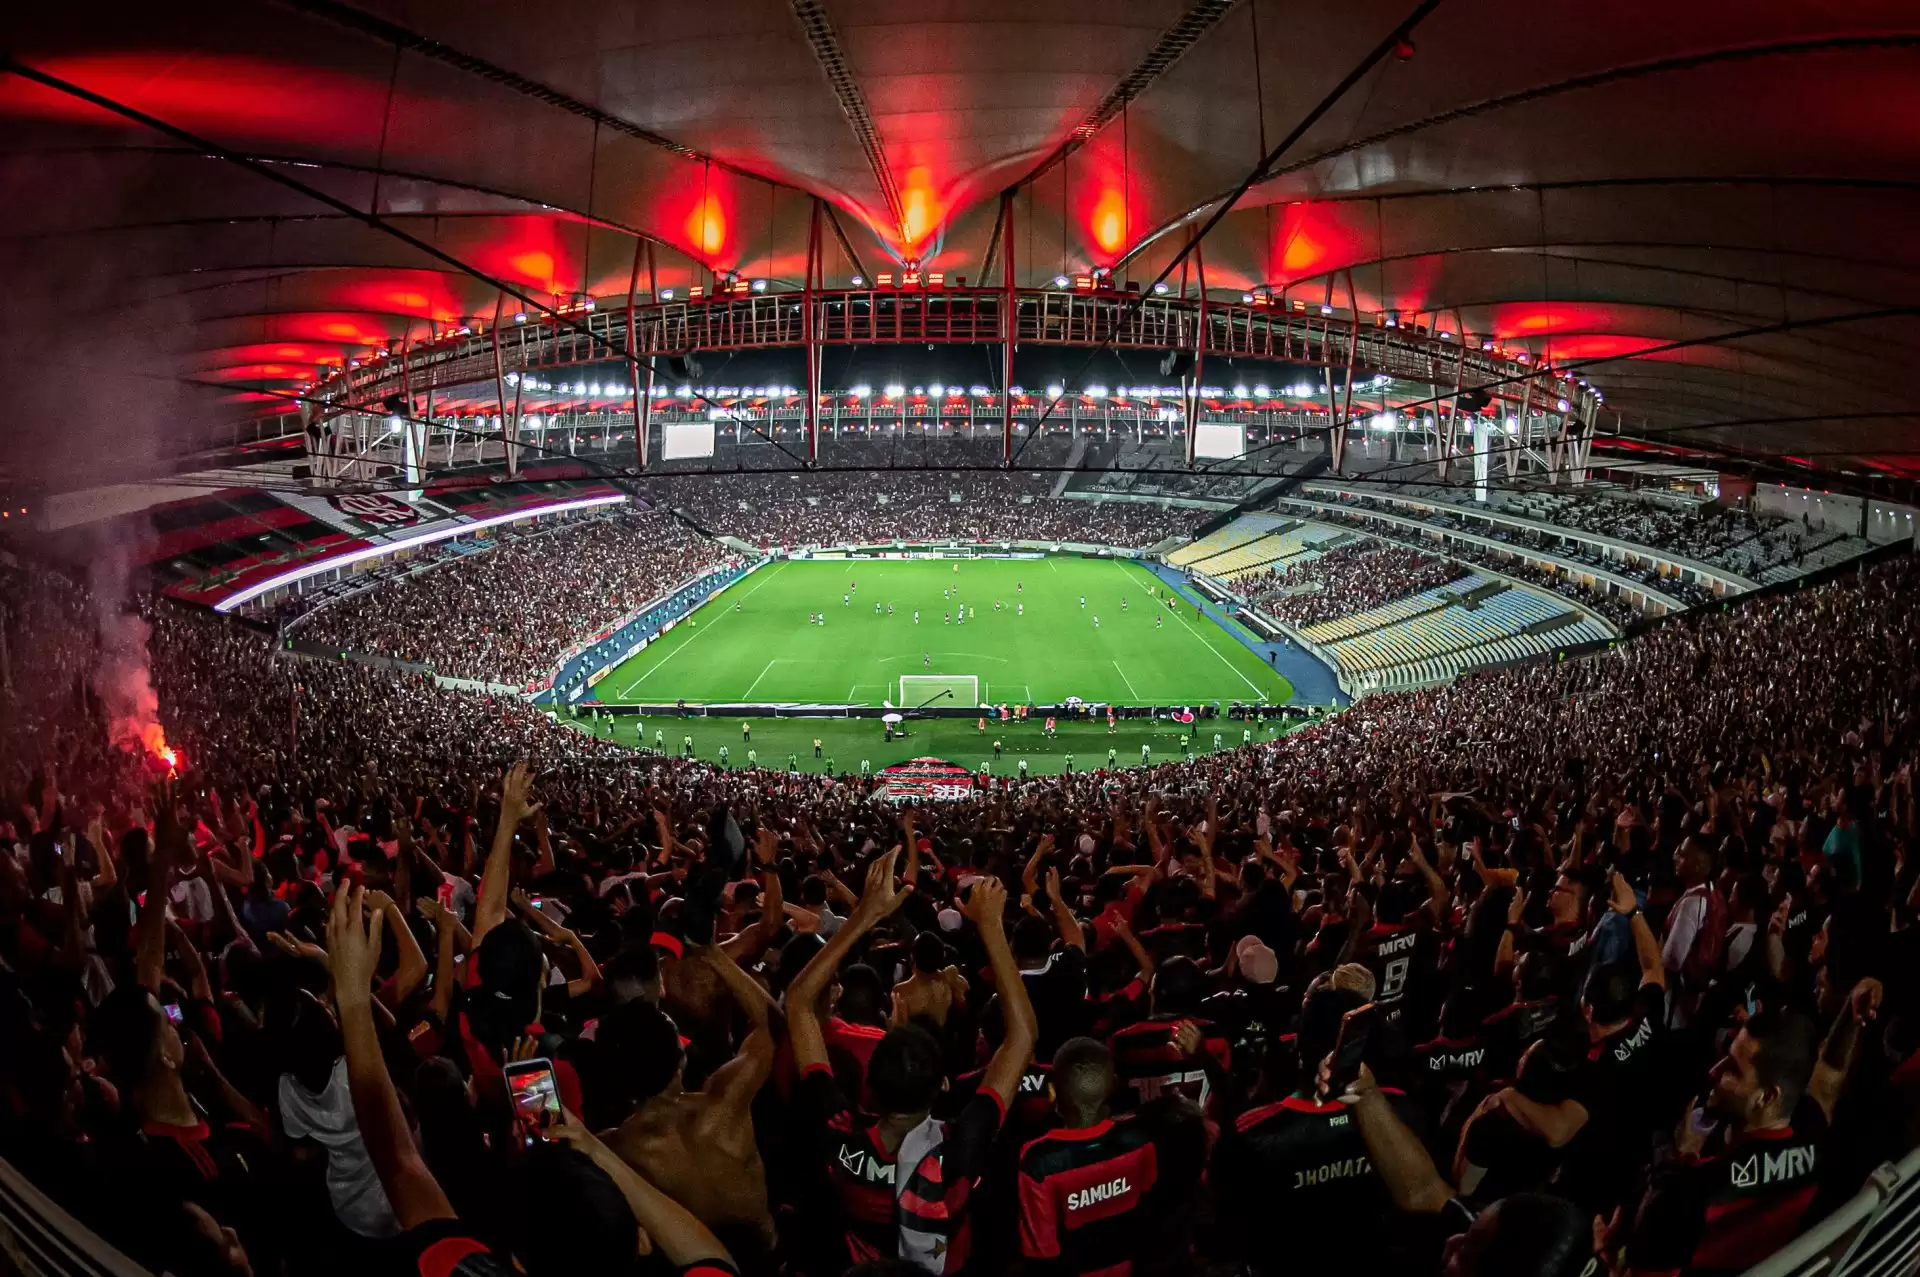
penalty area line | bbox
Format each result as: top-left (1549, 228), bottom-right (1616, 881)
top-left (613, 563), bottom-right (780, 699)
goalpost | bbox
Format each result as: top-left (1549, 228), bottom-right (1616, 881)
top-left (898, 674), bottom-right (979, 709)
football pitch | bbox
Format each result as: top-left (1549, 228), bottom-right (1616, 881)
top-left (592, 556), bottom-right (1293, 708)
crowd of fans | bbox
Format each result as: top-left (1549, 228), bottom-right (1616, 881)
top-left (1, 533), bottom-right (1918, 1277)
top-left (1236, 542), bottom-right (1466, 629)
top-left (1299, 491), bottom-right (1723, 609)
top-left (1498, 488), bottom-right (1852, 582)
top-left (297, 511), bottom-right (736, 687)
top-left (646, 471), bottom-right (1198, 551)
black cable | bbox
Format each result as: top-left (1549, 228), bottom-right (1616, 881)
top-left (1007, 0), bottom-right (1447, 467)
top-left (0, 59), bottom-right (816, 474)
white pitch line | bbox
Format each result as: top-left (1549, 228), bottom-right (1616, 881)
top-left (614, 563), bottom-right (781, 698)
top-left (1163, 589), bottom-right (1267, 700)
top-left (741, 658), bottom-right (780, 699)
top-left (1112, 660), bottom-right (1141, 699)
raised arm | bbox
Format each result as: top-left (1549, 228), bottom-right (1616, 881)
top-left (368, 890), bottom-right (430, 1009)
top-left (1610, 872), bottom-right (1665, 990)
top-left (1046, 866), bottom-right (1084, 952)
top-left (968, 876), bottom-right (1038, 1107)
top-left (1341, 1064), bottom-right (1456, 1214)
top-left (788, 851), bottom-right (912, 1071)
top-left (135, 786), bottom-right (182, 995)
top-left (698, 946), bottom-right (781, 1121)
top-left (511, 889), bottom-right (602, 998)
top-left (327, 885), bottom-right (457, 1229)
top-left (1808, 978), bottom-right (1881, 1124)
top-left (549, 1115), bottom-right (735, 1269)
top-left (471, 762), bottom-right (532, 948)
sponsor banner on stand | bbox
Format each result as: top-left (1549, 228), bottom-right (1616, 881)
top-left (877, 756), bottom-right (976, 802)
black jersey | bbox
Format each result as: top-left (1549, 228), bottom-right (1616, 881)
top-left (1209, 1090), bottom-right (1419, 1273)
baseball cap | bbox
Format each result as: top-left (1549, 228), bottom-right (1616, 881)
top-left (1235, 936), bottom-right (1279, 985)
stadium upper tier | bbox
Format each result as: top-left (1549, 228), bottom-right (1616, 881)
top-left (300, 286), bottom-right (1591, 434)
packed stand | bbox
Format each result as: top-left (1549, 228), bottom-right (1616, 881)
top-left (645, 470), bottom-right (1199, 550)
top-left (297, 510), bottom-right (736, 687)
top-left (1238, 541), bottom-right (1467, 628)
top-left (0, 543), bottom-right (1918, 1277)
top-left (1300, 491), bottom-right (1721, 609)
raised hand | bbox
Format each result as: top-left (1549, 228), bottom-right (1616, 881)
top-left (325, 885), bottom-right (385, 1013)
top-left (1608, 871), bottom-right (1638, 915)
top-left (961, 875), bottom-right (1009, 931)
top-left (854, 849), bottom-right (913, 921)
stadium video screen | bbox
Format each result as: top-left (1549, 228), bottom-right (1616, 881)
top-left (661, 420), bottom-right (717, 461)
top-left (1193, 421), bottom-right (1246, 460)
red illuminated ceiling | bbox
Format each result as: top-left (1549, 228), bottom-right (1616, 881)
top-left (2, 0), bottom-right (1919, 472)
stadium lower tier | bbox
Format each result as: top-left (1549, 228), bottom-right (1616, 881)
top-left (568, 712), bottom-right (1313, 777)
top-left (589, 556), bottom-right (1294, 708)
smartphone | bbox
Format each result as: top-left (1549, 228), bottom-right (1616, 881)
top-left (163, 1002), bottom-right (185, 1026)
top-left (1321, 1002), bottom-right (1378, 1101)
top-left (503, 1057), bottom-right (562, 1145)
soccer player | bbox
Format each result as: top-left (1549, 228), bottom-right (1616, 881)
top-left (1080, 596), bottom-right (1086, 608)
top-left (925, 653), bottom-right (932, 669)
top-left (876, 601), bottom-right (883, 614)
top-left (718, 744), bottom-right (730, 767)
top-left (1154, 614), bottom-right (1162, 630)
top-left (978, 717), bottom-right (987, 733)
top-left (945, 611), bottom-right (951, 625)
top-left (887, 603), bottom-right (894, 615)
top-left (1044, 717), bottom-right (1056, 739)
top-left (1017, 1039), bottom-right (1158, 1277)
top-left (1212, 733), bottom-right (1222, 752)
top-left (747, 748), bottom-right (757, 767)
top-left (943, 588), bottom-right (950, 599)
top-left (993, 740), bottom-right (1003, 760)
top-left (1018, 603), bottom-right (1025, 616)
top-left (655, 727), bottom-right (666, 750)
top-left (859, 759), bottom-right (871, 776)
top-left (1107, 708), bottom-right (1116, 735)
top-left (1121, 598), bottom-right (1128, 611)
top-left (843, 593), bottom-right (849, 606)
top-left (1093, 616), bottom-right (1099, 629)
top-left (914, 610), bottom-right (921, 624)
top-left (1019, 759), bottom-right (1029, 779)
top-left (1243, 727), bottom-right (1252, 745)
top-left (1018, 582), bottom-right (1023, 593)
top-left (1140, 743), bottom-right (1151, 764)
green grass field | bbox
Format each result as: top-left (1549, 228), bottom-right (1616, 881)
top-left (591, 556), bottom-right (1293, 708)
top-left (566, 712), bottom-right (1314, 778)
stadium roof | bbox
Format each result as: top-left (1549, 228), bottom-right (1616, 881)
top-left (4, 2), bottom-right (1919, 478)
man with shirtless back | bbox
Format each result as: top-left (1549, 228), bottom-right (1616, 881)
top-left (603, 945), bottom-right (779, 1264)
top-left (891, 930), bottom-right (968, 1029)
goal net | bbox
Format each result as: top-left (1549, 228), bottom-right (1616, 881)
top-left (898, 674), bottom-right (979, 709)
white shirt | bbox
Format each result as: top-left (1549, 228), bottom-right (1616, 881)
top-left (279, 1058), bottom-right (401, 1238)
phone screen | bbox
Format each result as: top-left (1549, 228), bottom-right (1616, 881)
top-left (1322, 1003), bottom-right (1377, 1101)
top-left (163, 1002), bottom-right (185, 1026)
top-left (503, 1058), bottom-right (561, 1144)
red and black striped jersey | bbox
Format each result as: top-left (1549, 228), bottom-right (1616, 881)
top-left (1018, 1118), bottom-right (1160, 1277)
top-left (800, 1063), bottom-right (1005, 1274)
top-left (1105, 1016), bottom-right (1232, 1114)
